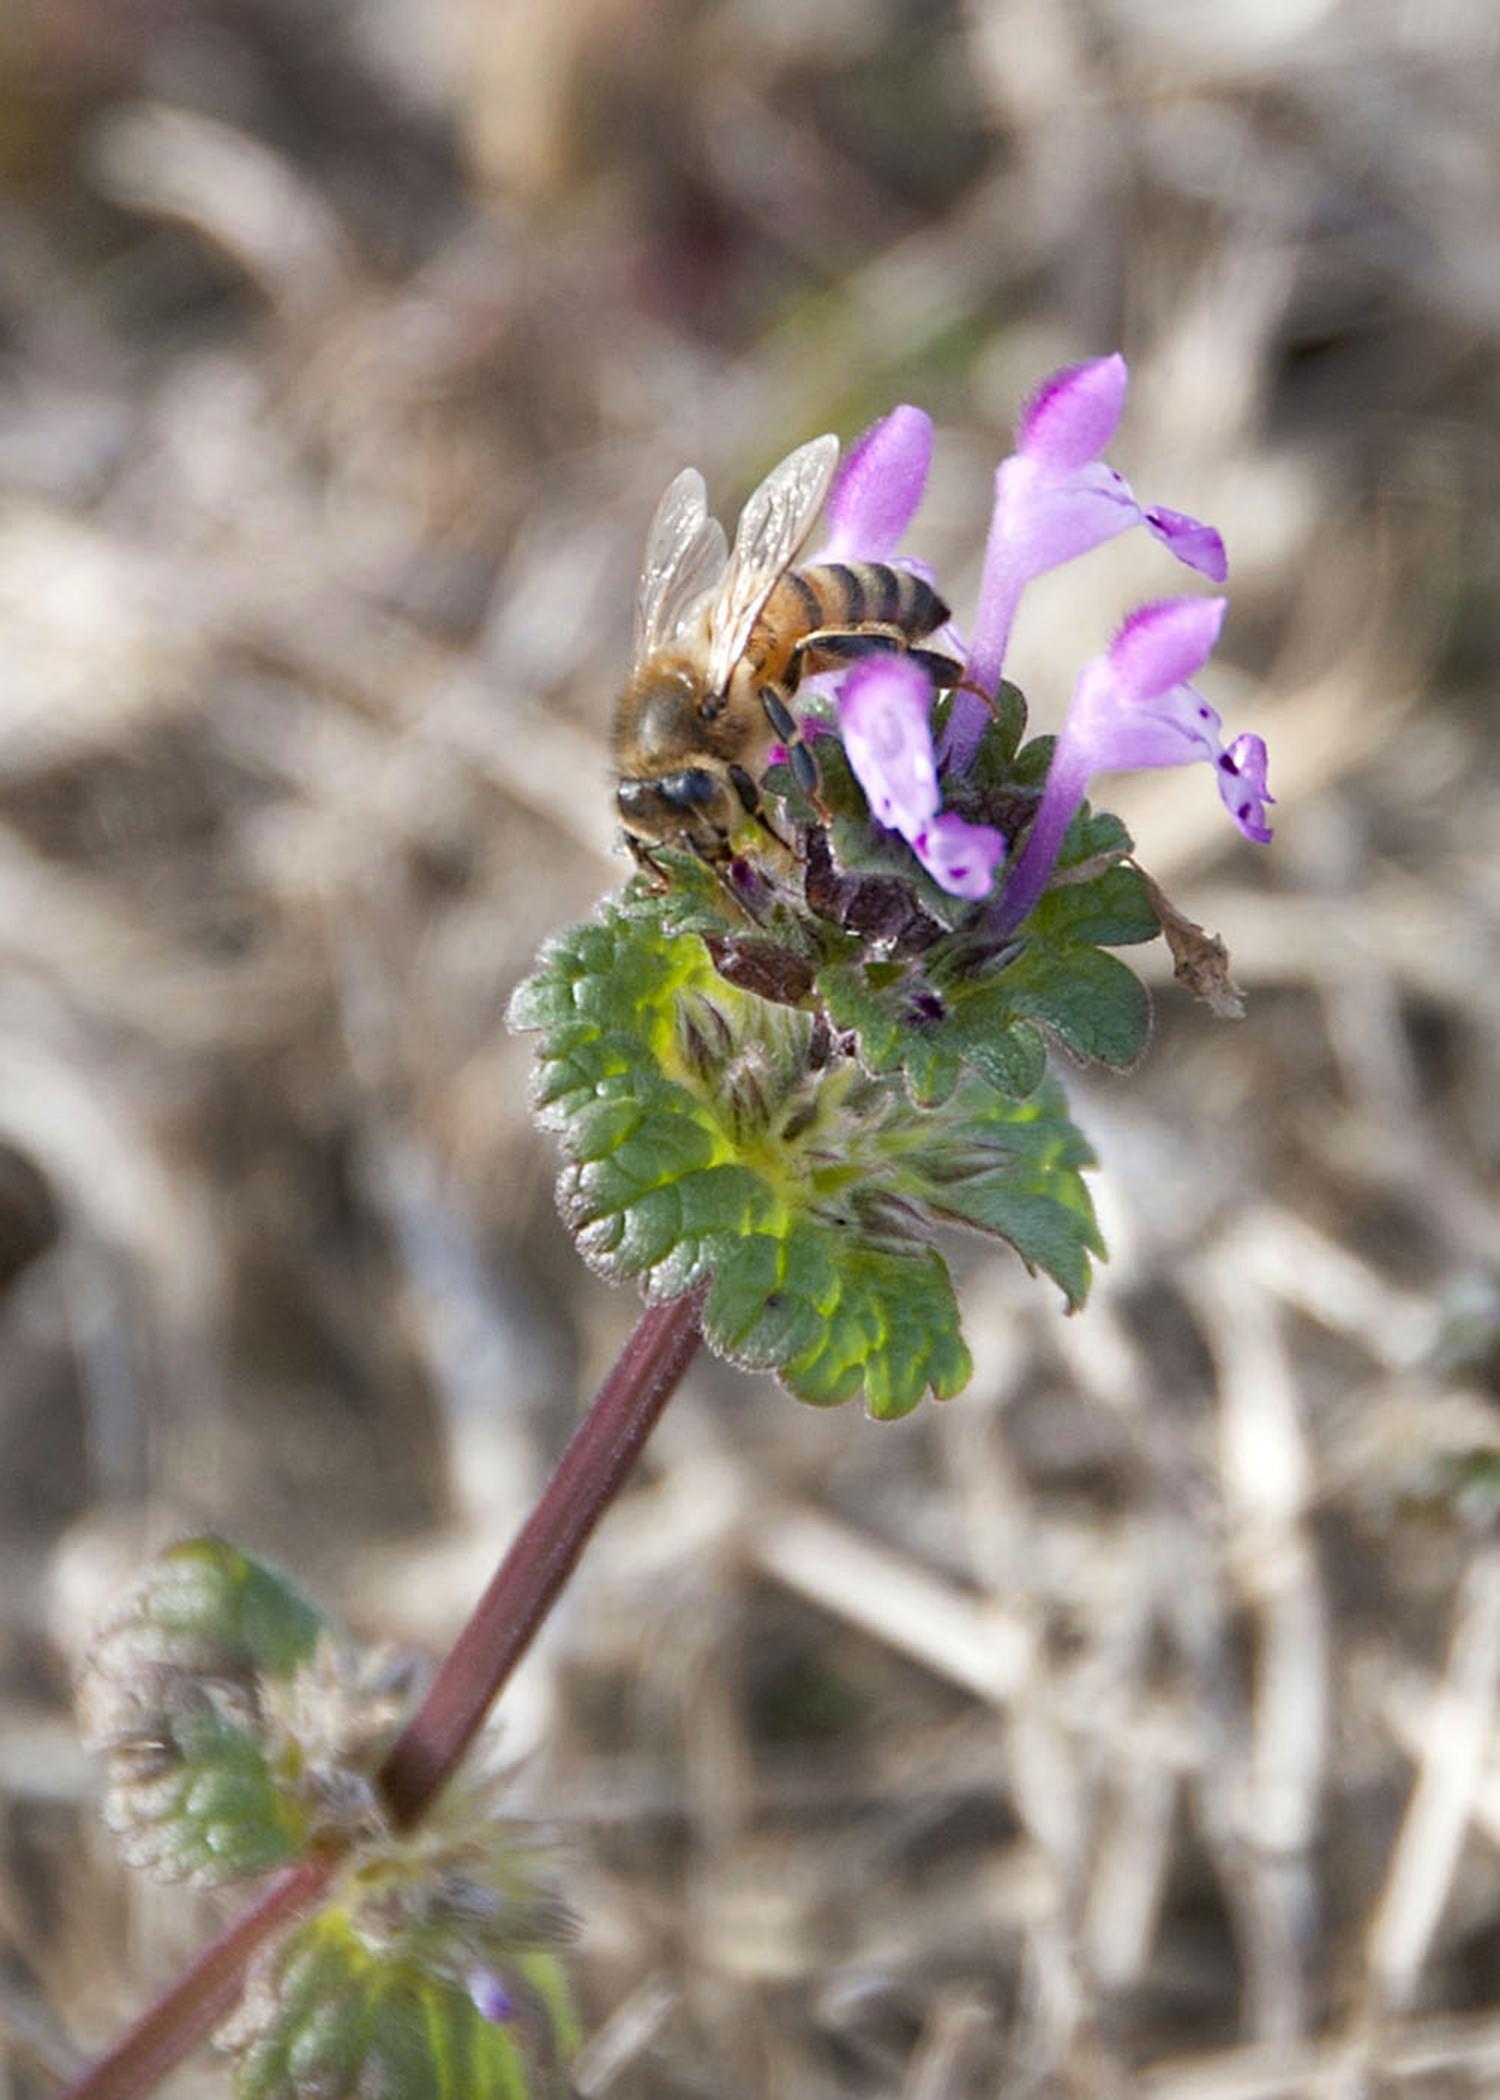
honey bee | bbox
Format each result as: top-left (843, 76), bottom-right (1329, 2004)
top-left (614, 435), bottom-right (959, 874)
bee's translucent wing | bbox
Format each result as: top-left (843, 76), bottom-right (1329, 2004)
top-left (706, 435), bottom-right (839, 697)
top-left (633, 468), bottom-right (730, 668)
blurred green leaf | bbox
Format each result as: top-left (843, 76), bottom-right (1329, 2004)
top-left (78, 1541), bottom-right (338, 1886)
top-left (231, 1909), bottom-right (577, 2100)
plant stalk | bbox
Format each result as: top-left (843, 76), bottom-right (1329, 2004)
top-left (378, 1289), bottom-right (705, 1824)
top-left (57, 1858), bottom-right (333, 2100)
top-left (60, 1290), bottom-right (705, 2100)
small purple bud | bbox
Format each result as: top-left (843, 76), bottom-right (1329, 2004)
top-left (468, 1968), bottom-right (515, 2025)
top-left (729, 855), bottom-right (777, 918)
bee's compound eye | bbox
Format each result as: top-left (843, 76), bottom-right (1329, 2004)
top-left (658, 769), bottom-right (720, 810)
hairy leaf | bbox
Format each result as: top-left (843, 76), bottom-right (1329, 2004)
top-left (77, 1539), bottom-right (332, 1885)
top-left (818, 956), bottom-right (1047, 1108)
top-left (511, 902), bottom-right (1107, 1411)
top-left (231, 1909), bottom-right (578, 2100)
top-left (902, 1075), bottom-right (1104, 1309)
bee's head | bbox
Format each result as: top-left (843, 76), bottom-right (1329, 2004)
top-left (616, 766), bottom-right (737, 852)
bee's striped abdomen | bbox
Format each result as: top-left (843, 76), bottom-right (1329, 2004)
top-left (740, 563), bottom-right (952, 700)
top-left (795, 561), bottom-right (947, 636)
top-left (753, 563), bottom-right (947, 651)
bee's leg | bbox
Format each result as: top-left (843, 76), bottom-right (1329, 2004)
top-left (758, 685), bottom-right (800, 744)
top-left (624, 830), bottom-right (671, 893)
top-left (729, 761), bottom-right (793, 854)
top-left (783, 633), bottom-right (905, 809)
top-left (911, 655), bottom-right (997, 718)
top-left (758, 685), bottom-right (829, 821)
top-left (789, 630), bottom-right (966, 688)
top-left (785, 627), bottom-right (907, 673)
top-left (788, 739), bottom-right (824, 812)
top-left (678, 826), bottom-right (762, 918)
top-left (908, 648), bottom-right (967, 688)
top-left (681, 827), bottom-right (733, 880)
top-left (790, 632), bottom-right (993, 718)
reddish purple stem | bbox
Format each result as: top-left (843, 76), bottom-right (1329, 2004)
top-left (379, 1290), bottom-right (705, 1824)
top-left (56, 1859), bottom-right (334, 2100)
top-left (59, 1290), bottom-right (706, 2100)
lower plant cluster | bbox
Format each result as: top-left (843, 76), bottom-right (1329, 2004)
top-left (79, 1540), bottom-right (578, 2100)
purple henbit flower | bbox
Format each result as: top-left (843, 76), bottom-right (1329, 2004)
top-left (819, 405), bottom-right (933, 564)
top-left (988, 596), bottom-right (1272, 941)
top-left (837, 656), bottom-right (1005, 902)
top-left (468, 1968), bottom-right (516, 2025)
top-left (948, 354), bottom-right (1228, 773)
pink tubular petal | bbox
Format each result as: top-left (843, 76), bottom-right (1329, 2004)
top-left (1108, 596), bottom-right (1227, 700)
top-left (1144, 505), bottom-right (1228, 582)
top-left (991, 604), bottom-right (1266, 940)
top-left (958, 359), bottom-right (1232, 747)
top-left (821, 405), bottom-right (933, 562)
top-left (914, 811), bottom-right (1006, 900)
top-left (994, 457), bottom-right (1139, 577)
top-left (1016, 354), bottom-right (1128, 474)
top-left (837, 656), bottom-right (940, 837)
top-left (961, 455), bottom-right (1135, 733)
top-left (1064, 667), bottom-right (1218, 774)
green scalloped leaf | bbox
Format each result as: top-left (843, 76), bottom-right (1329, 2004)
top-left (901, 1076), bottom-right (1104, 1309)
top-left (1026, 851), bottom-right (1158, 949)
top-left (996, 941), bottom-right (1151, 1069)
top-left (232, 1909), bottom-right (578, 2100)
top-left (919, 791), bottom-right (1157, 1074)
top-left (511, 904), bottom-right (969, 1415)
top-left (105, 1696), bottom-right (313, 1883)
top-left (704, 1220), bottom-right (969, 1414)
top-left (78, 1540), bottom-right (334, 1886)
top-left (510, 902), bottom-right (1108, 1410)
top-left (986, 801), bottom-right (1157, 1070)
top-left (818, 956), bottom-right (1047, 1108)
top-left (126, 1538), bottom-right (328, 1679)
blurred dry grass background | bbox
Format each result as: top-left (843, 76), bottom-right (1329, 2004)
top-left (1, 0), bottom-right (1499, 2093)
